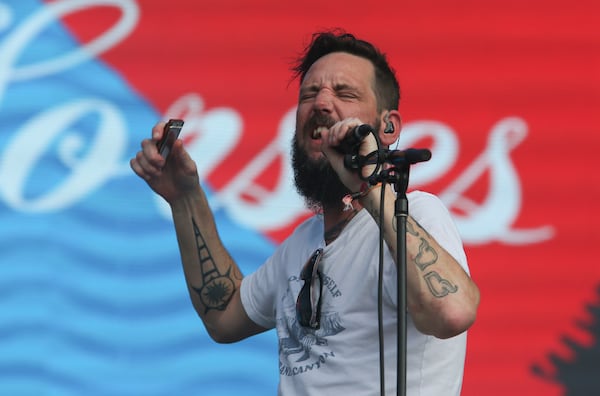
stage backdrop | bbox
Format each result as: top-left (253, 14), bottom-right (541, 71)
top-left (1, 1), bottom-right (599, 395)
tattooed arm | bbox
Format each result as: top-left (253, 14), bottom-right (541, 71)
top-left (170, 186), bottom-right (268, 343)
top-left (131, 122), bottom-right (267, 343)
top-left (320, 120), bottom-right (479, 339)
top-left (359, 186), bottom-right (480, 339)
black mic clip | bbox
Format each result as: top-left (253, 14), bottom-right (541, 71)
top-left (343, 151), bottom-right (381, 170)
top-left (383, 148), bottom-right (432, 166)
top-left (344, 148), bottom-right (431, 171)
top-left (343, 153), bottom-right (361, 170)
top-left (340, 124), bottom-right (380, 171)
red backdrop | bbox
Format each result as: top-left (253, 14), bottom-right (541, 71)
top-left (61, 0), bottom-right (600, 394)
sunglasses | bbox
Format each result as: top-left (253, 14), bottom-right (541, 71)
top-left (296, 248), bottom-right (324, 329)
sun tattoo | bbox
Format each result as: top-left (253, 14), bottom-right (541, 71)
top-left (191, 217), bottom-right (237, 313)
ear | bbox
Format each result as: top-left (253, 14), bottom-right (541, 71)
top-left (378, 110), bottom-right (402, 146)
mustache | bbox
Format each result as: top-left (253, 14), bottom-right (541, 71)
top-left (304, 114), bottom-right (337, 134)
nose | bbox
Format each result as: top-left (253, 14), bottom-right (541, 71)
top-left (313, 89), bottom-right (334, 114)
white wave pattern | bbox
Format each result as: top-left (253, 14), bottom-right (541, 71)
top-left (0, 1), bottom-right (278, 395)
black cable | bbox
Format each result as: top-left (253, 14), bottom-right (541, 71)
top-left (377, 182), bottom-right (387, 395)
top-left (350, 133), bottom-right (391, 395)
top-left (364, 147), bottom-right (414, 396)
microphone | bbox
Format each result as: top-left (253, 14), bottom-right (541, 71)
top-left (385, 148), bottom-right (432, 165)
top-left (335, 124), bottom-right (373, 154)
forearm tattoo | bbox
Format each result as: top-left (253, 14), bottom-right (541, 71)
top-left (407, 220), bottom-right (458, 298)
top-left (371, 205), bottom-right (459, 298)
top-left (414, 238), bottom-right (438, 271)
top-left (424, 272), bottom-right (458, 297)
top-left (191, 218), bottom-right (236, 313)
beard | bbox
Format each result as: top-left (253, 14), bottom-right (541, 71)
top-left (292, 115), bottom-right (382, 212)
top-left (291, 134), bottom-right (350, 212)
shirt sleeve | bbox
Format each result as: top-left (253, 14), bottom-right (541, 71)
top-left (240, 256), bottom-right (279, 330)
top-left (240, 215), bottom-right (323, 330)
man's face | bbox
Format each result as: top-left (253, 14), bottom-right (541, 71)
top-left (292, 52), bottom-right (380, 210)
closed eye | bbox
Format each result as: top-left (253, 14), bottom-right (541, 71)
top-left (338, 91), bottom-right (358, 99)
top-left (299, 92), bottom-right (317, 102)
top-left (334, 84), bottom-right (360, 100)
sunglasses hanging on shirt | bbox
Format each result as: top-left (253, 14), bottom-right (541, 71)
top-left (295, 248), bottom-right (324, 329)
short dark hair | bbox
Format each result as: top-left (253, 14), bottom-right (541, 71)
top-left (292, 29), bottom-right (400, 111)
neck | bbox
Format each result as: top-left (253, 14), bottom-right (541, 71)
top-left (322, 202), bottom-right (362, 245)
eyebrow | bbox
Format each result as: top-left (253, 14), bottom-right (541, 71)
top-left (300, 82), bottom-right (358, 93)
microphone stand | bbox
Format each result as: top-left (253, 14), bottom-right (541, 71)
top-left (345, 147), bottom-right (430, 396)
top-left (375, 161), bottom-right (408, 396)
top-left (380, 149), bottom-right (430, 396)
top-left (393, 164), bottom-right (409, 396)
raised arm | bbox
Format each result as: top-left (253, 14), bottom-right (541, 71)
top-left (130, 123), bottom-right (266, 343)
top-left (320, 119), bottom-right (480, 339)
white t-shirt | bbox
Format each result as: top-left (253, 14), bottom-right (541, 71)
top-left (241, 191), bottom-right (469, 395)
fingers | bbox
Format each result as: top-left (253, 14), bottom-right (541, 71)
top-left (319, 120), bottom-right (359, 183)
top-left (130, 122), bottom-right (196, 180)
top-left (130, 139), bottom-right (162, 180)
top-left (319, 118), bottom-right (364, 162)
top-left (130, 155), bottom-right (150, 181)
top-left (319, 118), bottom-right (378, 191)
top-left (130, 122), bottom-right (167, 181)
top-left (152, 121), bottom-right (167, 141)
top-left (322, 118), bottom-right (362, 148)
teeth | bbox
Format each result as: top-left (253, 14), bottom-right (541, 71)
top-left (312, 126), bottom-right (327, 139)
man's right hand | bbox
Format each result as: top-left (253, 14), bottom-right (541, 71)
top-left (130, 121), bottom-right (200, 203)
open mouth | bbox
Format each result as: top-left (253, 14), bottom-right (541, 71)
top-left (311, 126), bottom-right (328, 139)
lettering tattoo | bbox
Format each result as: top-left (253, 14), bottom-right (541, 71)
top-left (424, 271), bottom-right (459, 297)
top-left (191, 218), bottom-right (236, 313)
top-left (414, 237), bottom-right (438, 271)
top-left (406, 220), bottom-right (418, 236)
top-left (407, 220), bottom-right (438, 270)
top-left (408, 219), bottom-right (432, 239)
top-left (372, 207), bottom-right (459, 299)
top-left (408, 219), bottom-right (458, 298)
